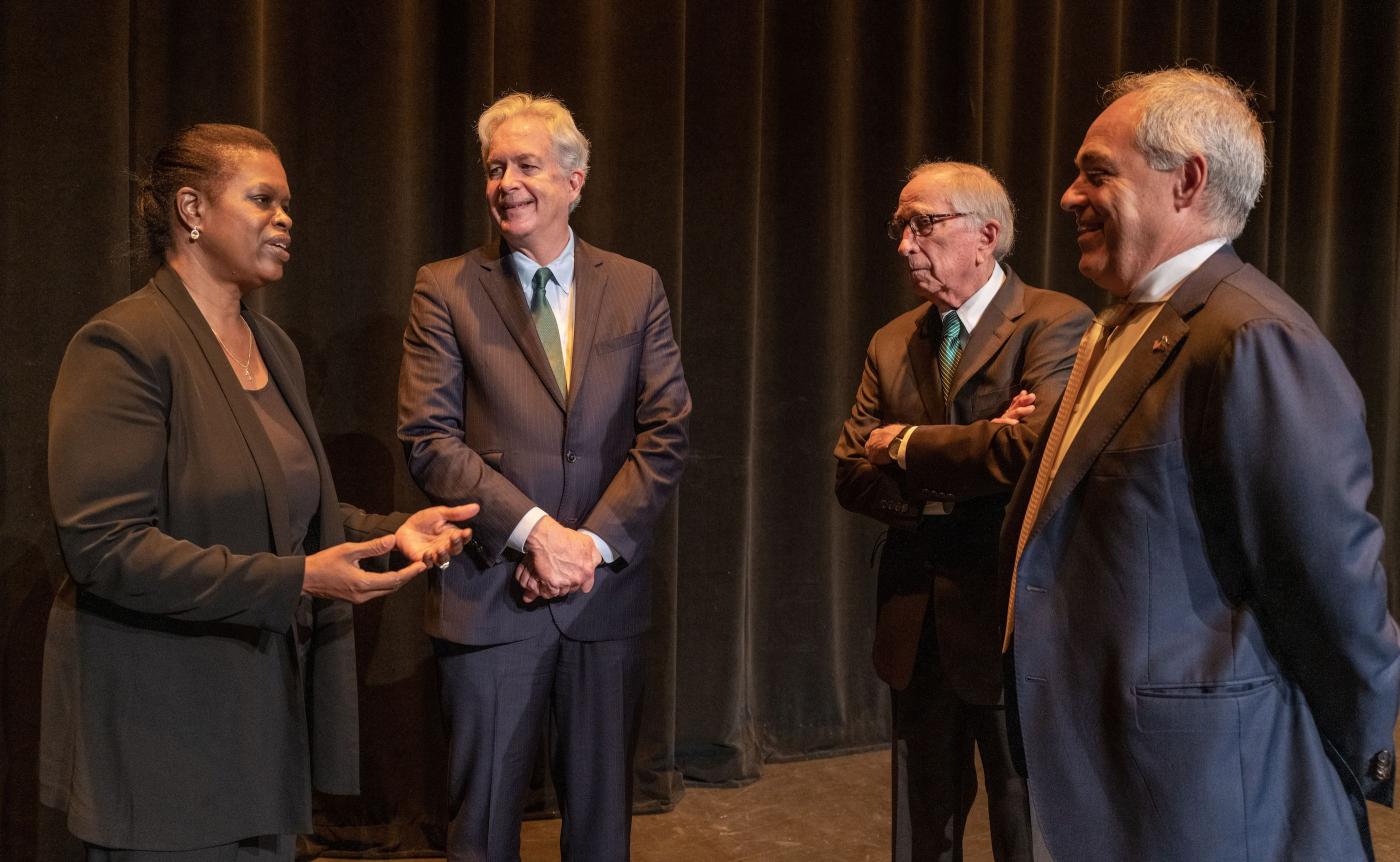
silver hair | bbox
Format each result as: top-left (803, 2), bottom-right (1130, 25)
top-left (907, 160), bottom-right (1016, 260)
top-left (476, 92), bottom-right (591, 212)
top-left (1106, 68), bottom-right (1266, 239)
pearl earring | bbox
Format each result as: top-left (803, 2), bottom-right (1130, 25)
top-left (190, 227), bottom-right (201, 240)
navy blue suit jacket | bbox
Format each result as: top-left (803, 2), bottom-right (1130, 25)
top-left (1003, 247), bottom-right (1400, 860)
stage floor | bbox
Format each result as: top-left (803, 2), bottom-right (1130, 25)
top-left (361, 740), bottom-right (1400, 861)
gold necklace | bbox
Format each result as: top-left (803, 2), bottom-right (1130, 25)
top-left (212, 317), bottom-right (256, 383)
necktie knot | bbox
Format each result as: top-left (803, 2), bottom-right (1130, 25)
top-left (1096, 301), bottom-right (1140, 332)
top-left (941, 311), bottom-right (963, 343)
top-left (532, 266), bottom-right (556, 303)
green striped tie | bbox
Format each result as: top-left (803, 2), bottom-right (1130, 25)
top-left (531, 267), bottom-right (567, 394)
top-left (939, 311), bottom-right (963, 401)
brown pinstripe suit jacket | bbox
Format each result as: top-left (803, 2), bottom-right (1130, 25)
top-left (834, 268), bottom-right (1090, 701)
top-left (398, 238), bottom-right (690, 644)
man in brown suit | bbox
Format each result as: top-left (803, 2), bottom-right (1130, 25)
top-left (835, 161), bottom-right (1090, 861)
top-left (397, 94), bottom-right (690, 861)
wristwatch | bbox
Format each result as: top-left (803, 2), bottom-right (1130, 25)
top-left (889, 424), bottom-right (917, 465)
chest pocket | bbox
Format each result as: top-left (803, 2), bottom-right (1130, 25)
top-left (596, 329), bottom-right (643, 355)
top-left (1090, 437), bottom-right (1186, 478)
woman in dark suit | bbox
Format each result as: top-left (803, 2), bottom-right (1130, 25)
top-left (41, 124), bottom-right (475, 861)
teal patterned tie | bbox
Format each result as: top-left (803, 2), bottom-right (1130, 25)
top-left (530, 267), bottom-right (567, 394)
top-left (938, 311), bottom-right (964, 401)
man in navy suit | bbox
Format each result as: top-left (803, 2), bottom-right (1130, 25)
top-left (398, 93), bottom-right (690, 862)
top-left (1003, 67), bottom-right (1400, 860)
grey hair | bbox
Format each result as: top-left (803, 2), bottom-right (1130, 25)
top-left (476, 92), bottom-right (591, 212)
top-left (907, 160), bottom-right (1016, 259)
top-left (1106, 67), bottom-right (1266, 239)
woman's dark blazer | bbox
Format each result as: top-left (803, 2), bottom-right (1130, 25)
top-left (41, 267), bottom-right (398, 851)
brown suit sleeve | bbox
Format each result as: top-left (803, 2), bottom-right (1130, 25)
top-left (397, 262), bottom-right (537, 560)
top-left (577, 271), bottom-right (691, 562)
top-left (902, 301), bottom-right (1090, 501)
top-left (834, 335), bottom-right (922, 528)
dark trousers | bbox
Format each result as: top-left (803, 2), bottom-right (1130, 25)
top-left (1004, 642), bottom-right (1054, 862)
top-left (435, 626), bottom-right (646, 862)
top-left (83, 836), bottom-right (294, 861)
top-left (892, 636), bottom-right (1031, 861)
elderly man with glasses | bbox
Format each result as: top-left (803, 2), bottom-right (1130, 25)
top-left (835, 161), bottom-right (1090, 862)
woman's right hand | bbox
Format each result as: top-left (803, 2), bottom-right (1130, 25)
top-left (302, 535), bottom-right (426, 604)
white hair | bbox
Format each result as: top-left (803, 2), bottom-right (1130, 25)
top-left (477, 92), bottom-right (591, 212)
top-left (1106, 68), bottom-right (1267, 239)
top-left (907, 160), bottom-right (1016, 260)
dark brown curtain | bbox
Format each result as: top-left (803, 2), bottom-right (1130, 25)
top-left (4, 1), bottom-right (1398, 858)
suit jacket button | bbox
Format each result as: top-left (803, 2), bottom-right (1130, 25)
top-left (566, 451), bottom-right (578, 463)
top-left (1372, 749), bottom-right (1394, 781)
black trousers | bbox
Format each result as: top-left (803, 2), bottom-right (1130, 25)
top-left (83, 835), bottom-right (294, 861)
top-left (891, 628), bottom-right (1032, 861)
top-left (435, 626), bottom-right (646, 862)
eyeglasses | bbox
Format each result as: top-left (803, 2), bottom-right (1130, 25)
top-left (886, 211), bottom-right (970, 240)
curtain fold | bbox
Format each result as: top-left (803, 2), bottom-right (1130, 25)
top-left (4, 1), bottom-right (1398, 857)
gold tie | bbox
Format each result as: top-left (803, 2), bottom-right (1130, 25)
top-left (1002, 304), bottom-right (1136, 651)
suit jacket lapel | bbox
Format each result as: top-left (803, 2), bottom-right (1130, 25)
top-left (478, 241), bottom-right (567, 411)
top-left (1030, 308), bottom-right (1188, 537)
top-left (907, 305), bottom-right (944, 421)
top-left (566, 239), bottom-right (606, 413)
top-left (1023, 247), bottom-right (1244, 541)
top-left (151, 267), bottom-right (296, 555)
top-left (948, 267), bottom-right (1025, 411)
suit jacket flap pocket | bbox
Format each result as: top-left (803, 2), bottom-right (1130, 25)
top-left (596, 329), bottom-right (644, 355)
top-left (1134, 674), bottom-right (1277, 733)
top-left (1092, 437), bottom-right (1185, 478)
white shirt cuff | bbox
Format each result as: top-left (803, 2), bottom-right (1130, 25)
top-left (580, 529), bottom-right (616, 564)
top-left (507, 507), bottom-right (548, 553)
top-left (893, 425), bottom-right (919, 469)
top-left (508, 511), bottom-right (615, 565)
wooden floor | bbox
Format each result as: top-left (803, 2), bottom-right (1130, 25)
top-left (521, 751), bottom-right (889, 862)
top-left (345, 737), bottom-right (1400, 861)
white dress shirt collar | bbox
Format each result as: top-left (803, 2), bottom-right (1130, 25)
top-left (509, 229), bottom-right (576, 296)
top-left (942, 262), bottom-right (1006, 333)
top-left (1128, 238), bottom-right (1228, 304)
